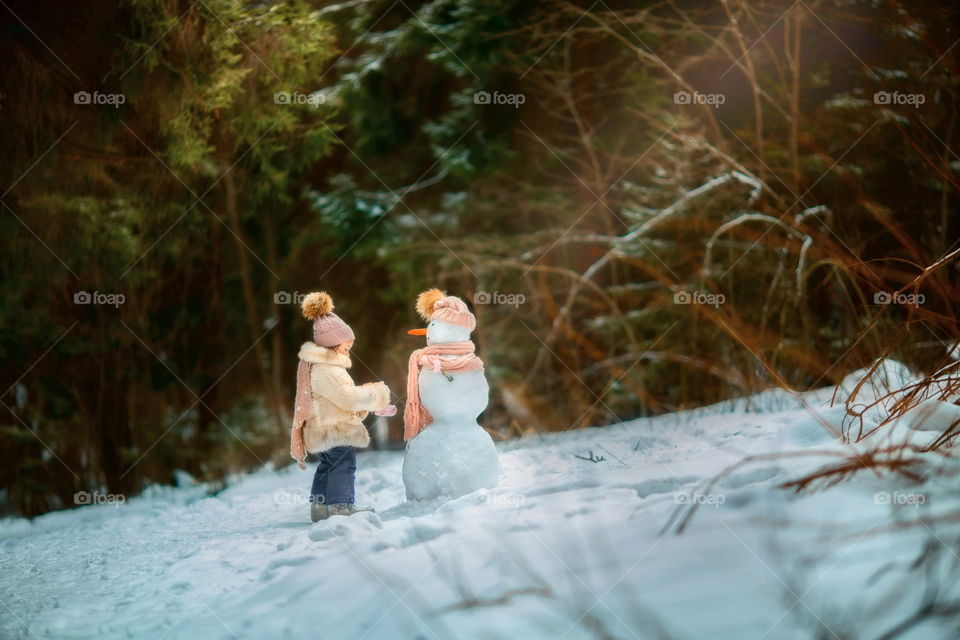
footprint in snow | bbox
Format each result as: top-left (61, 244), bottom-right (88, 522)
top-left (260, 555), bottom-right (314, 581)
top-left (169, 581), bottom-right (191, 594)
top-left (613, 475), bottom-right (699, 499)
top-left (265, 556), bottom-right (313, 569)
top-left (719, 465), bottom-right (781, 490)
top-left (308, 511), bottom-right (383, 542)
top-left (308, 522), bottom-right (351, 542)
top-left (397, 522), bottom-right (454, 548)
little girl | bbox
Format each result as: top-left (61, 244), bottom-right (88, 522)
top-left (290, 291), bottom-right (393, 522)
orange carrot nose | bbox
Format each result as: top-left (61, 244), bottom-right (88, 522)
top-left (407, 328), bottom-right (428, 336)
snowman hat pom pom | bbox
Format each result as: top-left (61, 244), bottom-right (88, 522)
top-left (301, 291), bottom-right (334, 320)
top-left (416, 288), bottom-right (446, 321)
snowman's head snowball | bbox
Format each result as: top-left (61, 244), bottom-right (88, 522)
top-left (427, 319), bottom-right (472, 345)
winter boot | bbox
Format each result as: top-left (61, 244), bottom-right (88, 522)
top-left (311, 503), bottom-right (375, 522)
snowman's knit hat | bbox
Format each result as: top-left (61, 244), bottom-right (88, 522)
top-left (301, 291), bottom-right (355, 347)
top-left (416, 289), bottom-right (476, 331)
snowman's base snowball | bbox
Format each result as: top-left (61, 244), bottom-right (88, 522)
top-left (402, 421), bottom-right (499, 501)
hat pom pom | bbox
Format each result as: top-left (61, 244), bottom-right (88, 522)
top-left (302, 291), bottom-right (334, 320)
top-left (416, 288), bottom-right (445, 321)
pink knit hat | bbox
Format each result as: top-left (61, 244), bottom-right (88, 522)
top-left (301, 292), bottom-right (355, 347)
top-left (416, 289), bottom-right (476, 331)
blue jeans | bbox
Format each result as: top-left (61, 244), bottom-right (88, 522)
top-left (311, 446), bottom-right (356, 505)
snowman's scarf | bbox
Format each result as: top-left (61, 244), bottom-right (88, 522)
top-left (404, 341), bottom-right (484, 441)
top-left (290, 360), bottom-right (312, 469)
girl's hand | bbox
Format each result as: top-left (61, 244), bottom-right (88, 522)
top-left (374, 404), bottom-right (397, 417)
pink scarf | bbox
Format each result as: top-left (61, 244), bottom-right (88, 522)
top-left (290, 359), bottom-right (312, 469)
top-left (404, 341), bottom-right (484, 441)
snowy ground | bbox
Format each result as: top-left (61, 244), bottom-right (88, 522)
top-left (4, 370), bottom-right (960, 639)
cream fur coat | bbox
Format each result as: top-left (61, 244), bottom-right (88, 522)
top-left (298, 342), bottom-right (390, 453)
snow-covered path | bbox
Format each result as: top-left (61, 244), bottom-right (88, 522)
top-left (3, 384), bottom-right (959, 639)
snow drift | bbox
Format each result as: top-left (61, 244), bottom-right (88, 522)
top-left (3, 361), bottom-right (959, 639)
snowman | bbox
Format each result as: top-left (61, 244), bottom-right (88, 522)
top-left (401, 289), bottom-right (499, 501)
